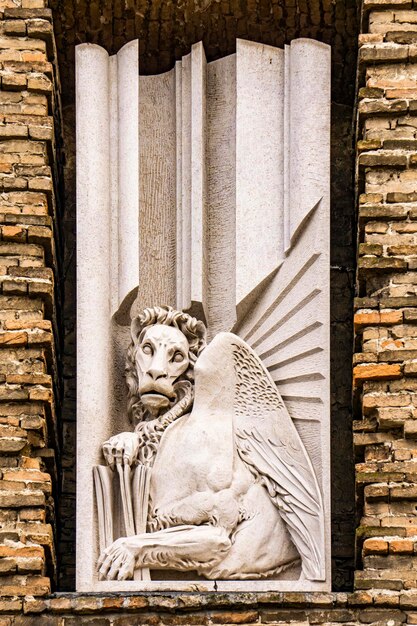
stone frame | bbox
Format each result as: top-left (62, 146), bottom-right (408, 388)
top-left (75, 37), bottom-right (331, 592)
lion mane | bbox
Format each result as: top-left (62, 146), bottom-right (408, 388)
top-left (125, 305), bottom-right (207, 466)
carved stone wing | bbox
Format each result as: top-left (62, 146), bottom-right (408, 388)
top-left (193, 332), bottom-right (325, 581)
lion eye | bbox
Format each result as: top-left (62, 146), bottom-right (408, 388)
top-left (173, 352), bottom-right (184, 363)
top-left (142, 343), bottom-right (153, 356)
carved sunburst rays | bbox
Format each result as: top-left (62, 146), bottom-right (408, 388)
top-left (233, 244), bottom-right (328, 481)
top-left (235, 252), bottom-right (325, 412)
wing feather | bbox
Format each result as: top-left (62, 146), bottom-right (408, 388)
top-left (193, 331), bottom-right (326, 581)
top-left (230, 336), bottom-right (325, 581)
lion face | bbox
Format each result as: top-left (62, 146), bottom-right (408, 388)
top-left (135, 324), bottom-right (190, 416)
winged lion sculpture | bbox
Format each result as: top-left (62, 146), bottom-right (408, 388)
top-left (95, 305), bottom-right (325, 582)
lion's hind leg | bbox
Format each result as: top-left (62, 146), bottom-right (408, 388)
top-left (200, 485), bottom-right (300, 580)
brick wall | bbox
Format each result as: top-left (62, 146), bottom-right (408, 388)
top-left (4, 0), bottom-right (417, 623)
top-left (50, 0), bottom-right (357, 105)
top-left (354, 0), bottom-right (417, 597)
top-left (55, 0), bottom-right (359, 592)
top-left (0, 0), bottom-right (62, 608)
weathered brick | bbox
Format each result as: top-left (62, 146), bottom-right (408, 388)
top-left (0, 490), bottom-right (44, 508)
top-left (360, 204), bottom-right (409, 219)
top-left (354, 363), bottom-right (403, 382)
top-left (403, 419), bottom-right (417, 437)
top-left (358, 256), bottom-right (407, 270)
top-left (404, 361), bottom-right (417, 375)
top-left (359, 152), bottom-right (408, 168)
top-left (364, 0), bottom-right (412, 8)
top-left (388, 192), bottom-right (417, 203)
top-left (112, 617), bottom-right (157, 626)
top-left (363, 538), bottom-right (389, 554)
top-left (355, 310), bottom-right (403, 328)
top-left (359, 99), bottom-right (408, 117)
top-left (390, 538), bottom-right (414, 553)
top-left (0, 574), bottom-right (50, 596)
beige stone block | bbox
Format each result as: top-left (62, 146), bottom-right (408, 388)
top-left (394, 449), bottom-right (412, 460)
top-left (406, 612), bottom-right (417, 623)
top-left (20, 416), bottom-right (44, 430)
top-left (0, 139), bottom-right (44, 154)
top-left (0, 490), bottom-right (45, 508)
top-left (359, 242), bottom-right (383, 255)
top-left (370, 9), bottom-right (395, 24)
top-left (395, 10), bottom-right (417, 23)
top-left (364, 501), bottom-right (390, 516)
top-left (404, 361), bottom-right (417, 375)
top-left (0, 50), bottom-right (23, 63)
top-left (366, 170), bottom-right (417, 194)
top-left (1, 73), bottom-right (27, 90)
top-left (19, 508), bottom-right (45, 522)
top-left (22, 0), bottom-right (46, 7)
top-left (0, 574), bottom-right (50, 596)
top-left (364, 117), bottom-right (391, 134)
top-left (359, 33), bottom-right (385, 43)
top-left (0, 331), bottom-right (27, 346)
top-left (16, 556), bottom-right (43, 572)
top-left (404, 420), bottom-right (417, 437)
top-left (21, 103), bottom-right (47, 116)
top-left (367, 63), bottom-right (417, 89)
top-left (364, 0), bottom-right (412, 7)
top-left (360, 43), bottom-right (409, 63)
top-left (372, 21), bottom-right (415, 33)
top-left (363, 393), bottom-right (411, 412)
top-left (27, 74), bottom-right (52, 93)
top-left (354, 351), bottom-right (376, 363)
top-left (377, 406), bottom-right (413, 427)
top-left (0, 36), bottom-right (46, 52)
top-left (394, 223), bottom-right (417, 233)
top-left (1, 225), bottom-right (26, 241)
top-left (387, 30), bottom-right (417, 44)
top-left (359, 98), bottom-right (408, 117)
top-left (3, 21), bottom-right (27, 37)
top-left (389, 285), bottom-right (417, 297)
top-left (367, 233), bottom-right (416, 245)
top-left (0, 545), bottom-right (43, 558)
top-left (0, 124), bottom-right (27, 139)
top-left (365, 221), bottom-right (389, 233)
top-left (28, 124), bottom-right (52, 140)
top-left (377, 127), bottom-right (416, 141)
top-left (359, 192), bottom-right (384, 203)
top-left (363, 327), bottom-right (389, 340)
top-left (27, 176), bottom-right (51, 191)
top-left (392, 324), bottom-right (417, 338)
top-left (358, 256), bottom-right (407, 270)
top-left (392, 272), bottom-right (417, 284)
top-left (388, 244), bottom-right (417, 255)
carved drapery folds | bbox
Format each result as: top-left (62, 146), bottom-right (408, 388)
top-left (76, 38), bottom-right (330, 591)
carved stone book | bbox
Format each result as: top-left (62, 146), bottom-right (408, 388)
top-left (93, 464), bottom-right (151, 581)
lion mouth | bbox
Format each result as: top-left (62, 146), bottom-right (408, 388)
top-left (140, 390), bottom-right (174, 416)
top-left (141, 391), bottom-right (172, 401)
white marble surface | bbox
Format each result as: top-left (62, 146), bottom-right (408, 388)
top-left (96, 323), bottom-right (325, 584)
top-left (76, 43), bottom-right (113, 593)
top-left (76, 38), bottom-right (331, 592)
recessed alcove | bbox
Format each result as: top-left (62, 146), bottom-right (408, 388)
top-left (49, 0), bottom-right (358, 591)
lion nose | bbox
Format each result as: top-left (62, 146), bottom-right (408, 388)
top-left (148, 367), bottom-right (167, 381)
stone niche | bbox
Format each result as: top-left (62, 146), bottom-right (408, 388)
top-left (76, 38), bottom-right (331, 592)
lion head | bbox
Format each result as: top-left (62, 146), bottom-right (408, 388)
top-left (125, 305), bottom-right (207, 423)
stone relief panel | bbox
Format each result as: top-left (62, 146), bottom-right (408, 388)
top-left (76, 38), bottom-right (330, 591)
top-left (95, 308), bottom-right (325, 584)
